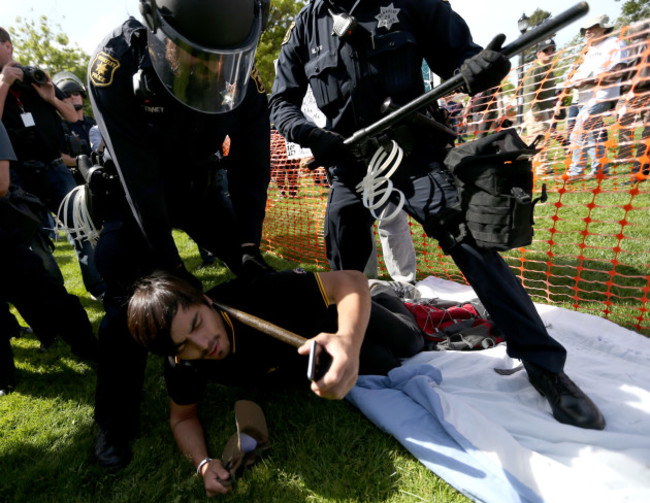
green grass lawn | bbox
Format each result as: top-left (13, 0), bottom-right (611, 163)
top-left (1, 231), bottom-right (469, 503)
top-left (3, 167), bottom-right (647, 501)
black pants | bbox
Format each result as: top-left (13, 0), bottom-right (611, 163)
top-left (0, 235), bottom-right (97, 387)
top-left (325, 164), bottom-right (566, 374)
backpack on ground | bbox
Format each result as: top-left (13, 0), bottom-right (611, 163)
top-left (404, 297), bottom-right (504, 351)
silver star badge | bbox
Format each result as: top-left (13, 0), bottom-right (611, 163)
top-left (221, 82), bottom-right (236, 107)
top-left (375, 3), bottom-right (400, 30)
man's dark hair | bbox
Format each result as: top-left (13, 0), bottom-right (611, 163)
top-left (0, 27), bottom-right (11, 44)
top-left (128, 270), bottom-right (208, 356)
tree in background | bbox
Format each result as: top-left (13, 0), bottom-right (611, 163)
top-left (256, 0), bottom-right (306, 91)
top-left (615, 0), bottom-right (650, 26)
top-left (9, 16), bottom-right (89, 84)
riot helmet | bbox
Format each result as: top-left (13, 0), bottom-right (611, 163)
top-left (52, 71), bottom-right (87, 98)
top-left (139, 0), bottom-right (269, 114)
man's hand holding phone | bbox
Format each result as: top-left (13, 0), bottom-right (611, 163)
top-left (298, 332), bottom-right (361, 400)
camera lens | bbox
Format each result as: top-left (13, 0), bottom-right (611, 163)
top-left (31, 68), bottom-right (47, 85)
top-left (20, 65), bottom-right (48, 86)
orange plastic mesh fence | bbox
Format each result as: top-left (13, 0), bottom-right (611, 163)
top-left (259, 21), bottom-right (650, 334)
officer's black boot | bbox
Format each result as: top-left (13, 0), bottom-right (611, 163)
top-left (524, 361), bottom-right (606, 430)
top-left (95, 427), bottom-right (132, 470)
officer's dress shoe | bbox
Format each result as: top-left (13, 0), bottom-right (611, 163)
top-left (524, 362), bottom-right (606, 430)
top-left (95, 428), bottom-right (132, 470)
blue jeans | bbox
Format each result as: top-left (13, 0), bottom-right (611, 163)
top-left (568, 101), bottom-right (614, 176)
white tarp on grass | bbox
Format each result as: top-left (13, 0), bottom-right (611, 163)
top-left (347, 276), bottom-right (650, 503)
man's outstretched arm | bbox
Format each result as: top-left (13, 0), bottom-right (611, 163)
top-left (298, 270), bottom-right (371, 400)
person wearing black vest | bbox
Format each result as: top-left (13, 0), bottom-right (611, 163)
top-left (53, 71), bottom-right (96, 182)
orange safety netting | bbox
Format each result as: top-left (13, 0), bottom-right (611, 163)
top-left (258, 21), bottom-right (650, 335)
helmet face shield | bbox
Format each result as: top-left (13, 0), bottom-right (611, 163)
top-left (147, 10), bottom-right (262, 114)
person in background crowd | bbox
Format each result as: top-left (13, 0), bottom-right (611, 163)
top-left (270, 128), bottom-right (301, 198)
top-left (270, 0), bottom-right (605, 432)
top-left (53, 71), bottom-right (96, 182)
top-left (616, 20), bottom-right (650, 185)
top-left (564, 15), bottom-right (628, 180)
top-left (89, 124), bottom-right (106, 157)
top-left (521, 38), bottom-right (564, 175)
top-left (1, 120), bottom-right (98, 397)
top-left (440, 95), bottom-right (466, 142)
top-left (0, 26), bottom-right (106, 300)
top-left (465, 89), bottom-right (500, 139)
top-left (88, 0), bottom-right (273, 470)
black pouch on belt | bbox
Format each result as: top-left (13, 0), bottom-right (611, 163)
top-left (443, 129), bottom-right (547, 251)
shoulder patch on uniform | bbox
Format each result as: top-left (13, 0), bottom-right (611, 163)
top-left (282, 21), bottom-right (296, 45)
top-left (89, 52), bottom-right (121, 87)
top-left (251, 66), bottom-right (266, 94)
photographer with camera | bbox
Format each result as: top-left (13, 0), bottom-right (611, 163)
top-left (0, 26), bottom-right (106, 301)
top-left (53, 71), bottom-right (96, 182)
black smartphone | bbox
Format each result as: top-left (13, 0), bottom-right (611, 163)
top-left (306, 340), bottom-right (332, 381)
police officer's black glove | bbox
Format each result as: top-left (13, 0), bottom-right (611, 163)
top-left (240, 244), bottom-right (274, 279)
top-left (304, 128), bottom-right (356, 167)
top-left (459, 34), bottom-right (511, 96)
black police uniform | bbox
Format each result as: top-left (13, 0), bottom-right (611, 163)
top-left (61, 115), bottom-right (96, 185)
top-left (1, 122), bottom-right (98, 391)
top-left (88, 19), bottom-right (271, 440)
top-left (270, 0), bottom-right (567, 373)
top-left (164, 269), bottom-right (424, 406)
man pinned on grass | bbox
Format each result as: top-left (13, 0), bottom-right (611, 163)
top-left (127, 268), bottom-right (424, 496)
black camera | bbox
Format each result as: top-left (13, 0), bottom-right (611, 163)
top-left (16, 65), bottom-right (48, 86)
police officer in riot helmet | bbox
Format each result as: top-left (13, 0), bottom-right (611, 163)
top-left (53, 71), bottom-right (87, 111)
top-left (89, 0), bottom-right (272, 470)
top-left (52, 71), bottom-right (96, 177)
